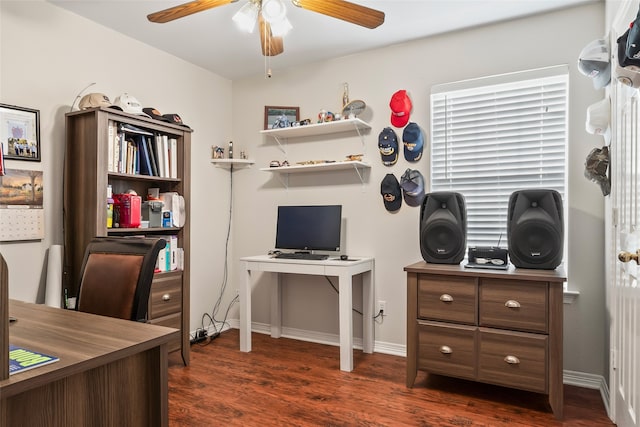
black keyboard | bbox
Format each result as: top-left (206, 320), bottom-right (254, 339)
top-left (274, 252), bottom-right (328, 260)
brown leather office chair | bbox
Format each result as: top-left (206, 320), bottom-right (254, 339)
top-left (75, 237), bottom-right (166, 321)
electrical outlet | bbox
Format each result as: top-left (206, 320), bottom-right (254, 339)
top-left (378, 300), bottom-right (387, 315)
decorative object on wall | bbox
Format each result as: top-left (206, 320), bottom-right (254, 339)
top-left (264, 105), bottom-right (299, 129)
top-left (0, 168), bottom-right (44, 241)
top-left (0, 104), bottom-right (40, 162)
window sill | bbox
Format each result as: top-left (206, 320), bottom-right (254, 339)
top-left (564, 290), bottom-right (579, 304)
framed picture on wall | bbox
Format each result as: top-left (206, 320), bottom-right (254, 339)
top-left (264, 106), bottom-right (299, 130)
top-left (0, 104), bottom-right (41, 162)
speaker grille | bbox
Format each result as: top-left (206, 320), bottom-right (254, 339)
top-left (420, 192), bottom-right (466, 264)
top-left (508, 189), bottom-right (563, 270)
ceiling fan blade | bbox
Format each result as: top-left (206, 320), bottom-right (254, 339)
top-left (259, 15), bottom-right (284, 56)
top-left (147, 0), bottom-right (238, 23)
top-left (292, 0), bottom-right (384, 29)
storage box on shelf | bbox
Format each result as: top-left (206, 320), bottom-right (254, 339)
top-left (63, 107), bottom-right (191, 365)
top-left (404, 261), bottom-right (566, 419)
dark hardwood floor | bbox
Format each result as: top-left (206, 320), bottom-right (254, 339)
top-left (168, 330), bottom-right (613, 426)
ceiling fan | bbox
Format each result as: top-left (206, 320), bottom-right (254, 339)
top-left (147, 0), bottom-right (385, 57)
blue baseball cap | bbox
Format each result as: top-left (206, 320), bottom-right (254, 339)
top-left (378, 127), bottom-right (398, 166)
top-left (400, 168), bottom-right (425, 207)
top-left (402, 122), bottom-right (424, 162)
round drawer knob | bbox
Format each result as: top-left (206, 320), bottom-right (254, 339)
top-left (439, 294), bottom-right (453, 303)
top-left (504, 355), bottom-right (520, 364)
top-left (504, 299), bottom-right (521, 308)
top-left (162, 293), bottom-right (171, 301)
top-left (439, 345), bottom-right (452, 354)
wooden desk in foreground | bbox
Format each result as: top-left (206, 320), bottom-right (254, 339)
top-left (1, 299), bottom-right (179, 427)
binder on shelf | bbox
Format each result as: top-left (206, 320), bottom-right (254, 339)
top-left (139, 135), bottom-right (153, 176)
top-left (169, 138), bottom-right (178, 178)
top-left (108, 120), bottom-right (115, 172)
top-left (161, 135), bottom-right (170, 178)
top-left (155, 134), bottom-right (165, 177)
top-left (145, 136), bottom-right (159, 176)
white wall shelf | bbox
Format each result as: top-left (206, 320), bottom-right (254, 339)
top-left (210, 158), bottom-right (254, 168)
top-left (261, 118), bottom-right (370, 139)
top-left (261, 118), bottom-right (371, 154)
top-left (260, 160), bottom-right (370, 174)
top-left (260, 161), bottom-right (370, 188)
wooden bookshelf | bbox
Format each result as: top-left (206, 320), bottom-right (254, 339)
top-left (63, 107), bottom-right (191, 365)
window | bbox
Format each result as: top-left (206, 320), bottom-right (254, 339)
top-left (430, 66), bottom-right (568, 250)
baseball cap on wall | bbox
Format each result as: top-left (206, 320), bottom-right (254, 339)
top-left (78, 93), bottom-right (122, 110)
top-left (114, 93), bottom-right (151, 118)
top-left (586, 96), bottom-right (610, 136)
top-left (378, 127), bottom-right (399, 166)
top-left (402, 122), bottom-right (424, 162)
top-left (584, 145), bottom-right (610, 196)
top-left (380, 173), bottom-right (402, 212)
top-left (400, 169), bottom-right (425, 207)
top-left (614, 29), bottom-right (640, 89)
top-left (390, 90), bottom-right (412, 127)
top-left (578, 38), bottom-right (611, 89)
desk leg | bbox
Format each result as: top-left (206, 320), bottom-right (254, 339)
top-left (240, 262), bottom-right (252, 352)
top-left (362, 269), bottom-right (374, 354)
top-left (271, 272), bottom-right (282, 338)
top-left (338, 272), bottom-right (353, 372)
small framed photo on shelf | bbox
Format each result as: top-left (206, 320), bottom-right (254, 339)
top-left (264, 106), bottom-right (299, 130)
top-left (0, 104), bottom-right (41, 162)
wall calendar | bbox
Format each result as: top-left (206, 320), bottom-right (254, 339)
top-left (0, 168), bottom-right (44, 242)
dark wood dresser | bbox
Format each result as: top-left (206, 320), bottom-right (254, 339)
top-left (404, 261), bottom-right (566, 419)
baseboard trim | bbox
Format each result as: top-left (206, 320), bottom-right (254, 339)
top-left (228, 321), bottom-right (611, 417)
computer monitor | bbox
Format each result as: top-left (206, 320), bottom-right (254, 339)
top-left (275, 205), bottom-right (342, 252)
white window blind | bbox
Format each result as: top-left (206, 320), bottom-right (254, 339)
top-left (430, 67), bottom-right (568, 249)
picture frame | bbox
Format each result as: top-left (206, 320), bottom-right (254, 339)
top-left (264, 106), bottom-right (300, 130)
top-left (0, 103), bottom-right (41, 162)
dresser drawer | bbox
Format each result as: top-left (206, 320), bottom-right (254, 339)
top-left (418, 321), bottom-right (476, 380)
top-left (418, 274), bottom-right (477, 324)
top-left (148, 272), bottom-right (182, 320)
top-left (479, 279), bottom-right (548, 333)
top-left (477, 328), bottom-right (548, 393)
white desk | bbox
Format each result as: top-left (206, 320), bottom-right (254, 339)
top-left (239, 255), bottom-right (375, 372)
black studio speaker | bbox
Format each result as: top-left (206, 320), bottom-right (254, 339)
top-left (507, 189), bottom-right (564, 270)
top-left (420, 192), bottom-right (467, 264)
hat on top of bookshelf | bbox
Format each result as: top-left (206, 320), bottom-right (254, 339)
top-left (78, 93), bottom-right (122, 111)
top-left (143, 108), bottom-right (172, 123)
top-left (162, 113), bottom-right (190, 129)
top-left (114, 93), bottom-right (151, 118)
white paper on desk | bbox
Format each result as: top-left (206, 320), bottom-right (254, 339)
top-left (45, 244), bottom-right (63, 308)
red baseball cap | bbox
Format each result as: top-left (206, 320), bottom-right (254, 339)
top-left (390, 90), bottom-right (412, 128)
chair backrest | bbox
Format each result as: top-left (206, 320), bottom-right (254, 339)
top-left (75, 237), bottom-right (166, 321)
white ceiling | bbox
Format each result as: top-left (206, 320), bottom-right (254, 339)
top-left (50, 0), bottom-right (596, 80)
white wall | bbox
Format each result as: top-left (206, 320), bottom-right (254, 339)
top-left (0, 0), bottom-right (233, 336)
top-left (1, 0), bottom-right (609, 379)
top-left (230, 2), bottom-right (608, 377)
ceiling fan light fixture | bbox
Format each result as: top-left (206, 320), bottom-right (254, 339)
top-left (270, 16), bottom-right (292, 37)
top-left (232, 1), bottom-right (259, 33)
top-left (261, 0), bottom-right (287, 23)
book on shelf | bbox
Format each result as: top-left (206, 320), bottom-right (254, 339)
top-left (9, 344), bottom-right (59, 375)
top-left (155, 235), bottom-right (179, 272)
top-left (169, 138), bottom-right (178, 178)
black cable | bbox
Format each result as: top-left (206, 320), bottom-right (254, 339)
top-left (324, 276), bottom-right (363, 316)
top-left (200, 162), bottom-right (235, 338)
